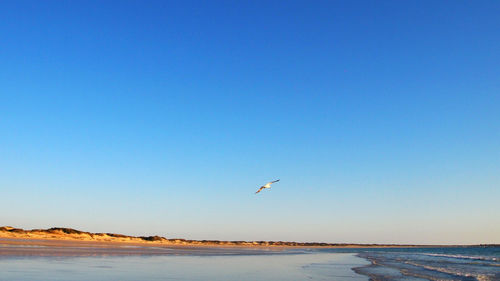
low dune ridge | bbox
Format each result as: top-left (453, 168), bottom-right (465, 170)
top-left (0, 226), bottom-right (440, 248)
top-left (0, 226), bottom-right (169, 244)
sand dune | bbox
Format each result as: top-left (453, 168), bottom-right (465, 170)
top-left (0, 226), bottom-right (166, 244)
top-left (0, 226), bottom-right (422, 248)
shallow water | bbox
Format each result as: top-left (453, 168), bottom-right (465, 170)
top-left (0, 251), bottom-right (368, 281)
top-left (345, 247), bottom-right (500, 281)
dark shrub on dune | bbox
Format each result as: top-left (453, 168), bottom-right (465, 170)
top-left (7, 228), bottom-right (25, 233)
top-left (0, 227), bottom-right (24, 233)
top-left (140, 236), bottom-right (165, 242)
top-left (47, 228), bottom-right (89, 235)
top-left (106, 233), bottom-right (128, 238)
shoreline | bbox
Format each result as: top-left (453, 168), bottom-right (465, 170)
top-left (0, 237), bottom-right (414, 258)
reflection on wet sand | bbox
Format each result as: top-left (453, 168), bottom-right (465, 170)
top-left (0, 240), bottom-right (369, 281)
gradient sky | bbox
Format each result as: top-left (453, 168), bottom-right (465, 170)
top-left (1, 1), bottom-right (499, 244)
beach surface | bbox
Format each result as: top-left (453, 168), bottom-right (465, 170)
top-left (2, 235), bottom-right (498, 280)
top-left (0, 237), bottom-right (369, 281)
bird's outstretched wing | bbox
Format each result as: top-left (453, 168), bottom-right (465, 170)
top-left (270, 179), bottom-right (280, 184)
top-left (255, 186), bottom-right (265, 194)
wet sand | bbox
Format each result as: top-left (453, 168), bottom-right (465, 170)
top-left (0, 243), bottom-right (368, 281)
top-left (0, 238), bottom-right (287, 257)
top-left (0, 237), bottom-right (370, 281)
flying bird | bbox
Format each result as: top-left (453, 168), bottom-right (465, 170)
top-left (255, 179), bottom-right (280, 194)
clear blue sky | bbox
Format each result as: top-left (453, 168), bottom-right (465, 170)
top-left (1, 0), bottom-right (499, 244)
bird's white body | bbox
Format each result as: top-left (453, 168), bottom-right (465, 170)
top-left (255, 179), bottom-right (280, 194)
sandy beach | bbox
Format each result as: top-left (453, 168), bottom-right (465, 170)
top-left (0, 230), bottom-right (371, 281)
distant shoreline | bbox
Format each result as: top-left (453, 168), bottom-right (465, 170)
top-left (1, 226), bottom-right (497, 249)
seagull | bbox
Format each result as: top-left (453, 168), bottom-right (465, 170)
top-left (255, 179), bottom-right (280, 194)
